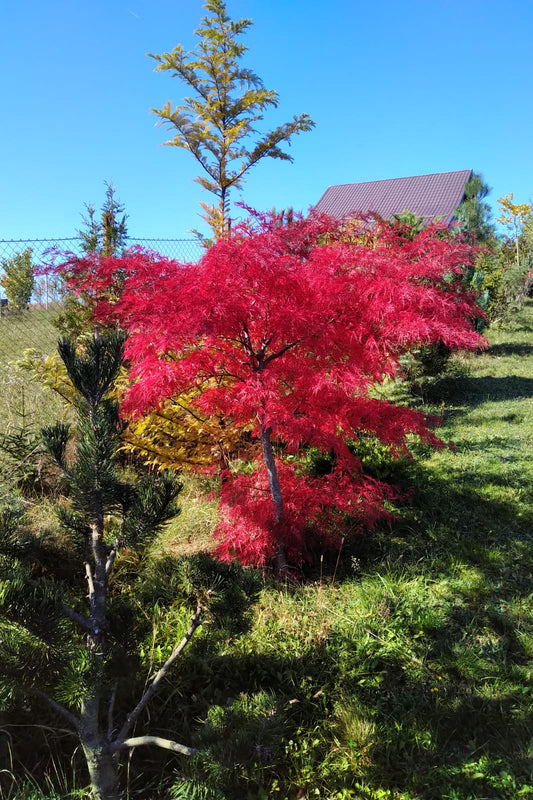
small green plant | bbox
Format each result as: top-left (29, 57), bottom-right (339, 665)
top-left (0, 389), bottom-right (49, 496)
top-left (149, 0), bottom-right (314, 240)
top-left (78, 182), bottom-right (128, 257)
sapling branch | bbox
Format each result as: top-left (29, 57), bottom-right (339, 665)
top-left (85, 562), bottom-right (95, 606)
top-left (62, 603), bottom-right (92, 632)
top-left (113, 601), bottom-right (204, 747)
top-left (32, 688), bottom-right (79, 730)
top-left (109, 736), bottom-right (197, 756)
top-left (105, 544), bottom-right (118, 579)
top-left (108, 681), bottom-right (118, 740)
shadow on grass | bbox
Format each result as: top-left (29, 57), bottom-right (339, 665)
top-left (487, 342), bottom-right (533, 358)
top-left (10, 481), bottom-right (530, 799)
top-left (367, 693), bottom-right (533, 799)
top-left (126, 453), bottom-right (532, 798)
top-left (151, 580), bottom-right (533, 799)
top-left (427, 374), bottom-right (533, 405)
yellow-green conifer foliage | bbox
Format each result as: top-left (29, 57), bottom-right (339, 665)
top-left (148, 0), bottom-right (314, 240)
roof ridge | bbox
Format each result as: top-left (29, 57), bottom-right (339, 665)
top-left (326, 169), bottom-right (471, 190)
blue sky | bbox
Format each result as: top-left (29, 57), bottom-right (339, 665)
top-left (1, 0), bottom-right (532, 242)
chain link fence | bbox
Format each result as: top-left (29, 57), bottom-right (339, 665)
top-left (0, 236), bottom-right (204, 432)
top-left (0, 235), bottom-right (203, 359)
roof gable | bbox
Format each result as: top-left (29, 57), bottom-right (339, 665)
top-left (314, 169), bottom-right (472, 226)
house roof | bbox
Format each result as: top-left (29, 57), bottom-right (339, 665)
top-left (314, 169), bottom-right (472, 226)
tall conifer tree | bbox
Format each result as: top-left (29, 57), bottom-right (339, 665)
top-left (149, 0), bottom-right (314, 239)
top-left (454, 172), bottom-right (495, 243)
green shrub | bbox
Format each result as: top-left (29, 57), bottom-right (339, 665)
top-left (0, 249), bottom-right (34, 311)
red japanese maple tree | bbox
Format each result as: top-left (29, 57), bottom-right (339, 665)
top-left (60, 212), bottom-right (485, 569)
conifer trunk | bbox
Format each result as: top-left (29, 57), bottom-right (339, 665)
top-left (80, 698), bottom-right (121, 800)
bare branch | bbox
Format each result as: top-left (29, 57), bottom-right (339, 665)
top-left (113, 602), bottom-right (204, 746)
top-left (32, 688), bottom-right (79, 730)
top-left (62, 603), bottom-right (92, 632)
top-left (109, 735), bottom-right (197, 756)
top-left (108, 682), bottom-right (118, 740)
top-left (105, 544), bottom-right (118, 579)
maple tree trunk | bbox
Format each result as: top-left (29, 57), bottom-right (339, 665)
top-left (259, 422), bottom-right (287, 571)
top-left (259, 423), bottom-right (282, 523)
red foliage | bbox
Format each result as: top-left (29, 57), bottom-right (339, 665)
top-left (59, 212), bottom-right (486, 567)
top-left (214, 460), bottom-right (401, 567)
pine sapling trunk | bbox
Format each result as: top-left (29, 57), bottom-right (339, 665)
top-left (79, 698), bottom-right (121, 800)
top-left (80, 437), bottom-right (119, 796)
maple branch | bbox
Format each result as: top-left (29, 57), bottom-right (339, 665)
top-left (174, 402), bottom-right (207, 424)
top-left (262, 340), bottom-right (300, 367)
top-left (259, 423), bottom-right (283, 525)
top-left (239, 321), bottom-right (254, 357)
top-left (257, 335), bottom-right (272, 360)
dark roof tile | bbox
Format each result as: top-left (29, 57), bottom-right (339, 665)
top-left (314, 169), bottom-right (472, 226)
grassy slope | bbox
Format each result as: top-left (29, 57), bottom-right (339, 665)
top-left (0, 308), bottom-right (60, 363)
top-left (0, 309), bottom-right (68, 500)
top-left (168, 302), bottom-right (532, 800)
top-left (0, 309), bottom-right (65, 435)
top-left (2, 304), bottom-right (532, 800)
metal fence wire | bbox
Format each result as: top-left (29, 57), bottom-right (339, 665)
top-left (0, 236), bottom-right (204, 365)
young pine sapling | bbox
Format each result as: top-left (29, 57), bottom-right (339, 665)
top-left (0, 331), bottom-right (203, 800)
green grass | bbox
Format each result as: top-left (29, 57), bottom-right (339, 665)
top-left (0, 308), bottom-right (65, 437)
top-left (164, 301), bottom-right (533, 799)
top-left (0, 307), bottom-right (61, 363)
top-left (0, 308), bottom-right (68, 498)
top-left (3, 302), bottom-right (533, 799)
top-left (151, 474), bottom-right (220, 558)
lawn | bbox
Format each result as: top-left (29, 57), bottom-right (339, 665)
top-left (162, 301), bottom-right (533, 800)
top-left (0, 307), bottom-right (66, 436)
top-left (2, 302), bottom-right (532, 800)
top-left (0, 306), bottom-right (61, 362)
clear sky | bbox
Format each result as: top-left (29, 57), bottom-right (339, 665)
top-left (1, 0), bottom-right (532, 242)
